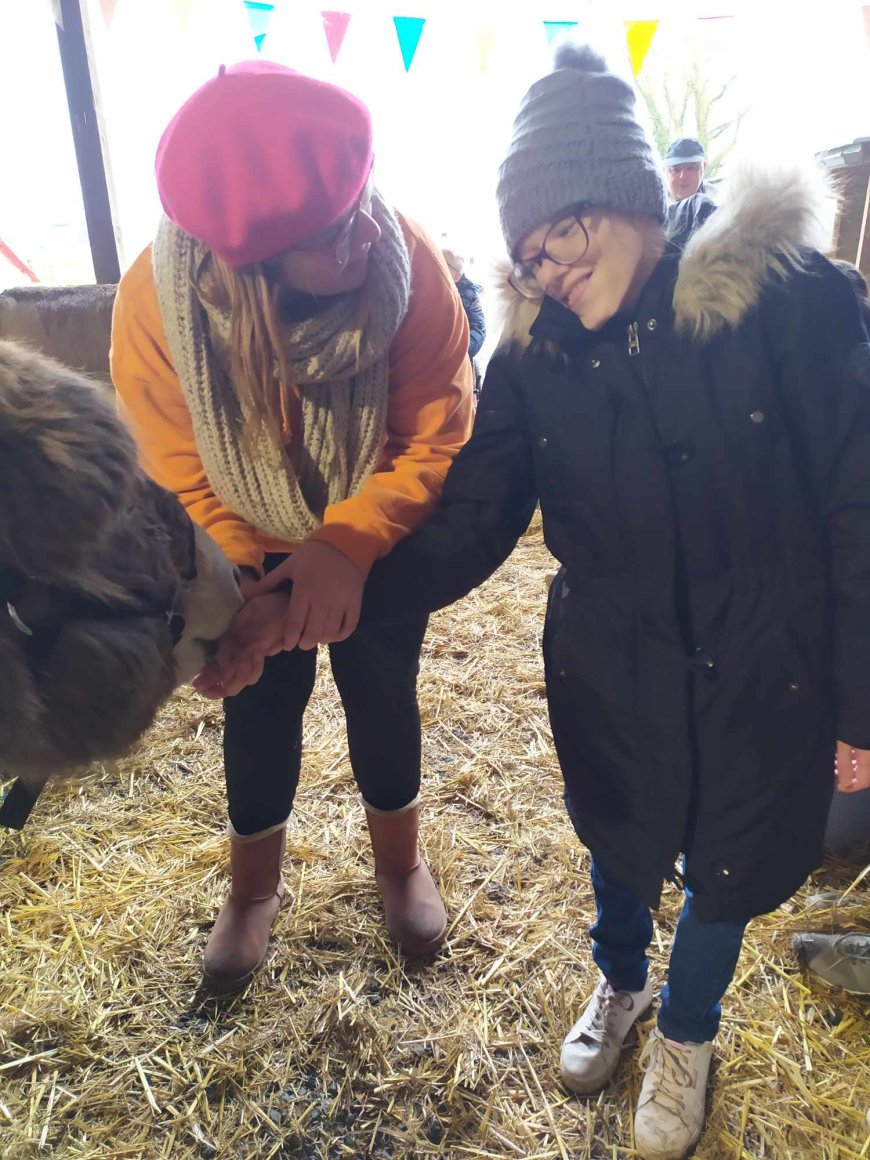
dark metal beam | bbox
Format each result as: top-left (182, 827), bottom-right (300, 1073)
top-left (55, 0), bottom-right (120, 284)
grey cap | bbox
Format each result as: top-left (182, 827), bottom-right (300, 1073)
top-left (664, 136), bottom-right (706, 166)
top-left (497, 44), bottom-right (668, 257)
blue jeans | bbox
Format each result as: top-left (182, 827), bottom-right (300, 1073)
top-left (590, 858), bottom-right (747, 1044)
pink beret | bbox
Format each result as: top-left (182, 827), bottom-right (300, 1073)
top-left (155, 61), bottom-right (373, 267)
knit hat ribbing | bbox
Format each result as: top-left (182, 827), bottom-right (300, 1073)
top-left (497, 44), bottom-right (667, 256)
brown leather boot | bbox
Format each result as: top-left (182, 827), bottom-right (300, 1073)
top-left (202, 826), bottom-right (286, 992)
top-left (364, 798), bottom-right (447, 956)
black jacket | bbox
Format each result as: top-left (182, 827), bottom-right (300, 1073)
top-left (666, 190), bottom-right (717, 249)
top-left (364, 170), bottom-right (870, 922)
top-left (456, 275), bottom-right (486, 359)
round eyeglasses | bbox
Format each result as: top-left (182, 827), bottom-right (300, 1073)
top-left (510, 208), bottom-right (591, 299)
top-left (292, 166), bottom-right (376, 269)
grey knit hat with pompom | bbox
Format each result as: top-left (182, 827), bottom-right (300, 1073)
top-left (497, 44), bottom-right (667, 256)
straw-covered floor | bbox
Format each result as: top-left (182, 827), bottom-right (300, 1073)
top-left (1, 515), bottom-right (868, 1159)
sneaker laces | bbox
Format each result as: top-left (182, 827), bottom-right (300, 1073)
top-left (575, 982), bottom-right (634, 1047)
top-left (638, 1033), bottom-right (697, 1121)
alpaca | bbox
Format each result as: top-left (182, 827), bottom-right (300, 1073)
top-left (0, 339), bottom-right (242, 828)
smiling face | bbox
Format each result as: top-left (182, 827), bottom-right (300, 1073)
top-left (666, 160), bottom-right (705, 201)
top-left (516, 209), bottom-right (663, 331)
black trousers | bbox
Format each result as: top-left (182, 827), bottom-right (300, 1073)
top-left (223, 566), bottom-right (428, 836)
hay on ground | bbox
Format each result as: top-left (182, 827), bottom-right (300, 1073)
top-left (1, 514), bottom-right (869, 1159)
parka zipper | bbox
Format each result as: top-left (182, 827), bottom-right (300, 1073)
top-left (627, 314), bottom-right (693, 881)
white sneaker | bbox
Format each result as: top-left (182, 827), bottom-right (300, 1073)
top-left (634, 1028), bottom-right (713, 1160)
top-left (560, 973), bottom-right (654, 1095)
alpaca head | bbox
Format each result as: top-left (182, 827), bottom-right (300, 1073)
top-left (173, 521), bottom-right (244, 682)
top-left (0, 340), bottom-right (242, 812)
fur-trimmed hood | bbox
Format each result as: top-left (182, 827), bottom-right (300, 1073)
top-left (490, 162), bottom-right (837, 352)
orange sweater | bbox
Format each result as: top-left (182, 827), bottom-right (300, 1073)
top-left (110, 214), bottom-right (474, 576)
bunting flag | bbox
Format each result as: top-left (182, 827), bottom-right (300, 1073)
top-left (243, 0), bottom-right (275, 52)
top-left (625, 20), bottom-right (659, 76)
top-left (322, 10), bottom-right (351, 63)
top-left (175, 0), bottom-right (196, 37)
top-left (543, 20), bottom-right (578, 46)
top-left (476, 24), bottom-right (497, 73)
top-left (0, 240), bottom-right (39, 284)
top-left (393, 16), bottom-right (426, 72)
top-left (99, 0), bottom-right (119, 26)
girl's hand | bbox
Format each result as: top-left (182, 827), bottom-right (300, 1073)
top-left (834, 741), bottom-right (870, 792)
top-left (253, 540), bottom-right (364, 651)
top-left (193, 592), bottom-right (288, 699)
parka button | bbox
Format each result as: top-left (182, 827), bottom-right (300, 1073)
top-left (591, 358), bottom-right (601, 369)
top-left (788, 681), bottom-right (800, 692)
top-left (711, 860), bottom-right (731, 879)
top-left (664, 440), bottom-right (694, 466)
top-left (537, 436), bottom-right (548, 448)
top-left (646, 319), bottom-right (658, 331)
top-left (750, 410), bottom-right (765, 424)
top-left (692, 647), bottom-right (717, 677)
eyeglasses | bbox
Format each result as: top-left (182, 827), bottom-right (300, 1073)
top-left (293, 165), bottom-right (376, 268)
top-left (509, 208), bottom-right (591, 299)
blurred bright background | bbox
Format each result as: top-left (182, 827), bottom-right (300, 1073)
top-left (2, 0), bottom-right (869, 287)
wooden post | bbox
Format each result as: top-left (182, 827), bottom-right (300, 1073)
top-left (55, 0), bottom-right (120, 284)
top-left (857, 172), bottom-right (870, 277)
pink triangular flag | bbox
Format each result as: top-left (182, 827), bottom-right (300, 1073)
top-left (99, 0), bottom-right (119, 26)
top-left (322, 11), bottom-right (351, 64)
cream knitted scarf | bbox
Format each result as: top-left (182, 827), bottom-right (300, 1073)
top-left (152, 193), bottom-right (410, 543)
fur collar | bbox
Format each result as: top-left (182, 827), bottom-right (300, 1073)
top-left (491, 162), bottom-right (836, 352)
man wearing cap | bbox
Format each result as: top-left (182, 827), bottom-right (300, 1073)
top-left (664, 136), bottom-right (708, 201)
top-left (663, 136), bottom-right (717, 244)
top-left (110, 61), bottom-right (473, 991)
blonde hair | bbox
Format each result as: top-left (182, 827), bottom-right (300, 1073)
top-left (192, 251), bottom-right (290, 450)
top-left (442, 247), bottom-right (465, 276)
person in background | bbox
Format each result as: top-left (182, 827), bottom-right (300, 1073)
top-left (663, 136), bottom-right (708, 201)
top-left (111, 61), bottom-right (473, 992)
top-left (663, 137), bottom-right (717, 246)
top-left (443, 248), bottom-right (486, 399)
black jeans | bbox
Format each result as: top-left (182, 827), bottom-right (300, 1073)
top-left (223, 573), bottom-right (428, 836)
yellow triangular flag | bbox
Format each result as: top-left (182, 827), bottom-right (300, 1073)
top-left (476, 24), bottom-right (497, 74)
top-left (175, 0), bottom-right (196, 37)
top-left (625, 20), bottom-right (659, 77)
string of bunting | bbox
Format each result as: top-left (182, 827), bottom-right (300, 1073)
top-left (86, 2), bottom-right (755, 78)
top-left (238, 5), bottom-right (664, 76)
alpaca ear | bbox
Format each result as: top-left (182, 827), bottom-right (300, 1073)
top-left (0, 340), bottom-right (137, 581)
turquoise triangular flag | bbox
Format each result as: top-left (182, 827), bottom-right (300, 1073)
top-left (243, 1), bottom-right (274, 53)
top-left (393, 16), bottom-right (426, 72)
top-left (543, 20), bottom-right (578, 46)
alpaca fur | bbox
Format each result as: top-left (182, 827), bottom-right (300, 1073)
top-left (0, 339), bottom-right (137, 598)
top-left (492, 163), bottom-right (836, 352)
top-left (0, 340), bottom-right (241, 796)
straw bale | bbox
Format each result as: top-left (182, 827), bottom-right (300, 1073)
top-left (1, 514), bottom-right (868, 1159)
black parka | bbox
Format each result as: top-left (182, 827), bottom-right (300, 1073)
top-left (363, 176), bottom-right (870, 923)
